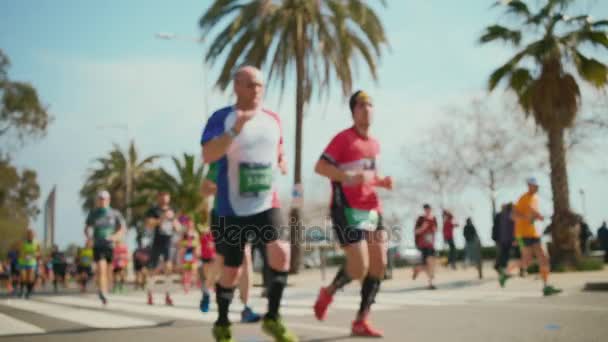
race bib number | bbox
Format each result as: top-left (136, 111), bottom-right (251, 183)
top-left (345, 208), bottom-right (379, 231)
top-left (81, 257), bottom-right (91, 265)
top-left (184, 253), bottom-right (194, 262)
top-left (239, 162), bottom-right (272, 195)
top-left (424, 233), bottom-right (433, 244)
top-left (25, 255), bottom-right (34, 261)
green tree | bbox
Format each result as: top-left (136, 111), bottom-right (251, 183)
top-left (141, 153), bottom-right (206, 219)
top-left (199, 0), bottom-right (389, 272)
top-left (80, 141), bottom-right (160, 229)
top-left (0, 50), bottom-right (51, 150)
top-left (0, 157), bottom-right (41, 256)
top-left (479, 0), bottom-right (608, 265)
top-left (0, 49), bottom-right (49, 254)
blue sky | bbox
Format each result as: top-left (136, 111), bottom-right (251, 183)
top-left (2, 0), bottom-right (607, 249)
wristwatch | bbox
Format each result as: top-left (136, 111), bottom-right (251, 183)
top-left (227, 126), bottom-right (239, 138)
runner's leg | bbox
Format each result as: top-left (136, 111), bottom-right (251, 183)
top-left (357, 230), bottom-right (386, 321)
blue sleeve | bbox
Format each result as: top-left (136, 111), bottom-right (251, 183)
top-left (201, 109), bottom-right (227, 145)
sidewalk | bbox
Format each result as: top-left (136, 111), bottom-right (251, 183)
top-left (282, 262), bottom-right (608, 293)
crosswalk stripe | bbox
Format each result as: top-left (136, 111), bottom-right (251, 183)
top-left (0, 312), bottom-right (45, 336)
top-left (1, 299), bottom-right (157, 329)
top-left (41, 295), bottom-right (241, 322)
top-left (105, 294), bottom-right (315, 317)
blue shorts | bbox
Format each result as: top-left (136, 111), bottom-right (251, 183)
top-left (19, 264), bottom-right (37, 271)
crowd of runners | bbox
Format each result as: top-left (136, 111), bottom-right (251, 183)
top-left (0, 65), bottom-right (568, 342)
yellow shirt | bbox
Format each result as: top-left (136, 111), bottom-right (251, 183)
top-left (514, 192), bottom-right (540, 238)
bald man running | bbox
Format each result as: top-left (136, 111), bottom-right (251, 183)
top-left (200, 66), bottom-right (296, 342)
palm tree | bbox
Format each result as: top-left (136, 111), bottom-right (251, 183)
top-left (480, 0), bottom-right (608, 265)
top-left (80, 141), bottom-right (160, 229)
top-left (140, 153), bottom-right (207, 220)
top-left (199, 0), bottom-right (389, 272)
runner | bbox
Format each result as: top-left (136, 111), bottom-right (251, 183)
top-left (442, 210), bottom-right (458, 270)
top-left (200, 163), bottom-right (262, 323)
top-left (510, 177), bottom-right (561, 296)
top-left (197, 203), bottom-right (217, 312)
top-left (76, 240), bottom-right (94, 293)
top-left (84, 190), bottom-right (126, 305)
top-left (0, 261), bottom-right (10, 294)
top-left (495, 203), bottom-right (515, 286)
top-left (7, 244), bottom-right (20, 296)
top-left (50, 244), bottom-right (68, 293)
top-left (178, 215), bottom-right (200, 294)
top-left (132, 244), bottom-right (150, 291)
top-left (112, 239), bottom-right (129, 293)
top-left (201, 66), bottom-right (295, 342)
top-left (313, 90), bottom-right (393, 337)
top-left (144, 191), bottom-right (181, 306)
top-left (412, 204), bottom-right (438, 289)
top-left (17, 228), bottom-right (41, 299)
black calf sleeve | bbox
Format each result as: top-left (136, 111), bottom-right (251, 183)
top-left (358, 276), bottom-right (381, 318)
top-left (266, 268), bottom-right (288, 320)
top-left (215, 283), bottom-right (235, 326)
top-left (330, 266), bottom-right (352, 291)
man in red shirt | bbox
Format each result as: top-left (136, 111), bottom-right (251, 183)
top-left (442, 210), bottom-right (458, 270)
top-left (413, 204), bottom-right (438, 289)
top-left (313, 90), bottom-right (393, 337)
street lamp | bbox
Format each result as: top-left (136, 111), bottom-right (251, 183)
top-left (155, 32), bottom-right (208, 117)
top-left (579, 188), bottom-right (587, 218)
top-left (97, 124), bottom-right (132, 227)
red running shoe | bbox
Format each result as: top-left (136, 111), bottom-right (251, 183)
top-left (147, 291), bottom-right (154, 305)
top-left (351, 319), bottom-right (383, 338)
top-left (313, 287), bottom-right (333, 321)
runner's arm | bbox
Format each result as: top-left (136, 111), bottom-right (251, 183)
top-left (202, 134), bottom-right (234, 163)
top-left (84, 225), bottom-right (92, 240)
top-left (111, 212), bottom-right (127, 242)
top-left (314, 159), bottom-right (364, 184)
top-left (201, 179), bottom-right (217, 197)
top-left (415, 219), bottom-right (428, 235)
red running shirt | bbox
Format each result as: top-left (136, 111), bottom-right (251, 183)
top-left (200, 232), bottom-right (216, 260)
top-left (320, 127), bottom-right (382, 212)
top-left (113, 244), bottom-right (129, 269)
top-left (443, 219), bottom-right (456, 241)
top-left (415, 216), bottom-right (437, 249)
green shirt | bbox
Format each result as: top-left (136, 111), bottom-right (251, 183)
top-left (205, 162), bottom-right (219, 210)
top-left (18, 240), bottom-right (39, 266)
top-left (86, 207), bottom-right (125, 243)
top-left (78, 248), bottom-right (93, 267)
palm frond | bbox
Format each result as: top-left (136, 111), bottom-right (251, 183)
top-left (573, 51), bottom-right (608, 88)
top-left (496, 0), bottom-right (532, 20)
top-left (479, 25), bottom-right (522, 45)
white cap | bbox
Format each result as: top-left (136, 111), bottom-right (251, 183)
top-left (526, 177), bottom-right (539, 187)
top-left (97, 190), bottom-right (111, 199)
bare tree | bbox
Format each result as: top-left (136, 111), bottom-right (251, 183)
top-left (451, 99), bottom-right (545, 217)
top-left (401, 97), bottom-right (545, 223)
top-left (402, 124), bottom-right (467, 212)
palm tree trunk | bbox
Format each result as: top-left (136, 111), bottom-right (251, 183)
top-left (547, 127), bottom-right (580, 267)
top-left (288, 21), bottom-right (305, 274)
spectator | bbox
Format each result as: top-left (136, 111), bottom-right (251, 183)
top-left (598, 222), bottom-right (608, 263)
top-left (463, 218), bottom-right (482, 279)
top-left (579, 219), bottom-right (592, 256)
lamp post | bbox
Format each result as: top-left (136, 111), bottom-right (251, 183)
top-left (579, 188), bottom-right (587, 218)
